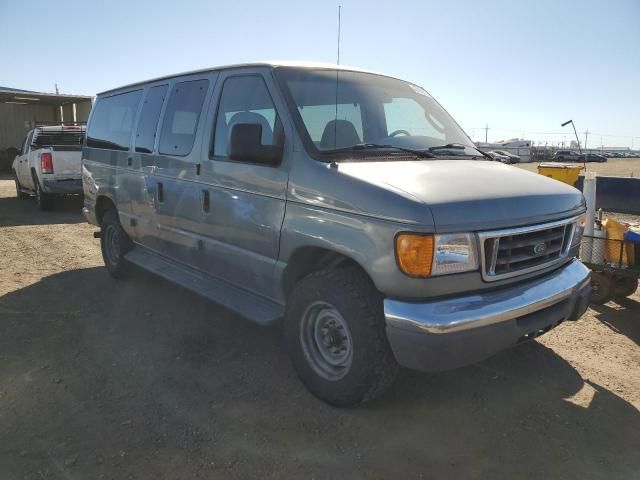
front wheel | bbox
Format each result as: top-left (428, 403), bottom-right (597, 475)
top-left (100, 210), bottom-right (133, 278)
top-left (285, 266), bottom-right (398, 407)
top-left (14, 177), bottom-right (29, 200)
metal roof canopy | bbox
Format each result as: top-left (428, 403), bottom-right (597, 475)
top-left (0, 88), bottom-right (92, 106)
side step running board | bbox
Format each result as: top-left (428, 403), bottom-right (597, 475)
top-left (125, 248), bottom-right (284, 326)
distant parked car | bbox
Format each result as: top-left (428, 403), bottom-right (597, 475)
top-left (608, 152), bottom-right (623, 158)
top-left (12, 124), bottom-right (85, 210)
top-left (580, 153), bottom-right (607, 163)
top-left (492, 149), bottom-right (521, 163)
top-left (486, 151), bottom-right (513, 163)
top-left (552, 150), bottom-right (582, 162)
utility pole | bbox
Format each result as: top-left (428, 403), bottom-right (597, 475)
top-left (55, 83), bottom-right (59, 94)
top-left (584, 130), bottom-right (589, 152)
top-left (484, 124), bottom-right (489, 143)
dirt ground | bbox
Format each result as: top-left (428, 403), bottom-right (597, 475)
top-left (515, 157), bottom-right (640, 177)
top-left (0, 176), bottom-right (639, 480)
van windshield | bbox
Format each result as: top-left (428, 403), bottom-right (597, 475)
top-left (275, 68), bottom-right (478, 157)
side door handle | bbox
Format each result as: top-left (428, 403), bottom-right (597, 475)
top-left (155, 182), bottom-right (164, 207)
top-left (201, 189), bottom-right (211, 214)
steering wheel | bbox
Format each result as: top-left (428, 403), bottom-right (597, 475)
top-left (388, 129), bottom-right (411, 137)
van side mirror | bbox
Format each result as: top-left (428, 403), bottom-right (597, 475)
top-left (228, 123), bottom-right (283, 165)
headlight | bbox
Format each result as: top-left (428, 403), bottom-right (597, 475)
top-left (395, 232), bottom-right (479, 277)
top-left (571, 212), bottom-right (587, 248)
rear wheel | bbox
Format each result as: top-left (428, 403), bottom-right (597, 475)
top-left (35, 180), bottom-right (53, 211)
top-left (285, 266), bottom-right (398, 406)
top-left (590, 271), bottom-right (613, 305)
top-left (100, 210), bottom-right (133, 278)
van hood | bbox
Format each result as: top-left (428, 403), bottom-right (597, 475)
top-left (338, 159), bottom-right (585, 231)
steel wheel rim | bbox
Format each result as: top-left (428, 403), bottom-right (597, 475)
top-left (104, 225), bottom-right (120, 266)
top-left (300, 301), bottom-right (353, 381)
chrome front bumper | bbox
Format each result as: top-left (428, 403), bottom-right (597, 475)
top-left (384, 259), bottom-right (591, 372)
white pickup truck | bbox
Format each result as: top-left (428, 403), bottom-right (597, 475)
top-left (13, 124), bottom-right (85, 210)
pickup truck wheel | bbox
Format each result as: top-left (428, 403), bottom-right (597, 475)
top-left (589, 272), bottom-right (613, 305)
top-left (14, 178), bottom-right (29, 200)
top-left (613, 277), bottom-right (638, 299)
top-left (35, 180), bottom-right (53, 211)
top-left (101, 210), bottom-right (132, 279)
top-left (285, 267), bottom-right (398, 406)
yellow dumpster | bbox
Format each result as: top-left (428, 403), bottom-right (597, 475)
top-left (537, 163), bottom-right (584, 186)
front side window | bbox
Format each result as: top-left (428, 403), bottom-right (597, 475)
top-left (275, 68), bottom-right (477, 157)
top-left (135, 84), bottom-right (168, 153)
top-left (213, 75), bottom-right (281, 158)
top-left (158, 79), bottom-right (209, 156)
top-left (87, 90), bottom-right (143, 150)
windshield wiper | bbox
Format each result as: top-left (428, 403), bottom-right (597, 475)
top-left (429, 143), bottom-right (493, 160)
top-left (331, 143), bottom-right (436, 159)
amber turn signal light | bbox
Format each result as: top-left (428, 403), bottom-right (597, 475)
top-left (395, 233), bottom-right (434, 277)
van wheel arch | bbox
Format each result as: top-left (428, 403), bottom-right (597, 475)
top-left (95, 196), bottom-right (117, 226)
top-left (282, 247), bottom-right (373, 300)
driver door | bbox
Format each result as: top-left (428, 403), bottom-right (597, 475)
top-left (15, 130), bottom-right (34, 188)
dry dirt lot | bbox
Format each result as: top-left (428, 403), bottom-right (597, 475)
top-left (0, 177), bottom-right (639, 480)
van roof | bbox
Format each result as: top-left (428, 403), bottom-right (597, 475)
top-left (97, 61), bottom-right (395, 95)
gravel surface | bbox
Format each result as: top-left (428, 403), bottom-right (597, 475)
top-left (0, 178), bottom-right (639, 479)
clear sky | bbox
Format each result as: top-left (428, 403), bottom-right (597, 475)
top-left (1, 0), bottom-right (638, 148)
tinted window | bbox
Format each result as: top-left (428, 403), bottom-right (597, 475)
top-left (384, 97), bottom-right (445, 140)
top-left (213, 76), bottom-right (281, 158)
top-left (158, 79), bottom-right (209, 156)
top-left (276, 68), bottom-right (478, 156)
top-left (34, 130), bottom-right (84, 148)
top-left (135, 85), bottom-right (168, 153)
top-left (297, 104), bottom-right (362, 144)
top-left (87, 90), bottom-right (142, 150)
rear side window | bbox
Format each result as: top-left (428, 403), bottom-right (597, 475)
top-left (135, 85), bottom-right (168, 153)
top-left (213, 76), bottom-right (280, 158)
top-left (87, 90), bottom-right (142, 150)
top-left (158, 79), bottom-right (209, 156)
top-left (34, 130), bottom-right (84, 148)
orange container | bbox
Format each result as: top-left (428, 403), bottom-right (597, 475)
top-left (602, 218), bottom-right (632, 266)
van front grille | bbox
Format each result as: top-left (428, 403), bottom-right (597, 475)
top-left (479, 218), bottom-right (577, 281)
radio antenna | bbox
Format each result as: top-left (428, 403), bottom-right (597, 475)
top-left (333, 5), bottom-right (341, 151)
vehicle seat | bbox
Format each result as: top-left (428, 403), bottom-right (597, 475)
top-left (320, 120), bottom-right (361, 149)
top-left (226, 111), bottom-right (274, 146)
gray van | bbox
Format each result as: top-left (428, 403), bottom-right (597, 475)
top-left (82, 62), bottom-right (591, 406)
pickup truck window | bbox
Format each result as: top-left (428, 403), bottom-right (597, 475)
top-left (87, 90), bottom-right (143, 151)
top-left (275, 68), bottom-right (477, 156)
top-left (158, 79), bottom-right (209, 157)
top-left (212, 75), bottom-right (281, 158)
top-left (135, 84), bottom-right (168, 154)
top-left (33, 130), bottom-right (84, 149)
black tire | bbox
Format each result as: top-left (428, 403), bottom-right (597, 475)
top-left (590, 271), bottom-right (613, 305)
top-left (285, 266), bottom-right (398, 407)
top-left (100, 210), bottom-right (133, 279)
top-left (35, 180), bottom-right (53, 211)
top-left (14, 176), bottom-right (29, 200)
top-left (613, 277), bottom-right (638, 299)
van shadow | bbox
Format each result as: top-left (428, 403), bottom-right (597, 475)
top-left (0, 194), bottom-right (84, 227)
top-left (589, 295), bottom-right (640, 346)
top-left (0, 267), bottom-right (638, 479)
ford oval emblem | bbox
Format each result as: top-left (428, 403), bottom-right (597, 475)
top-left (533, 242), bottom-right (548, 255)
